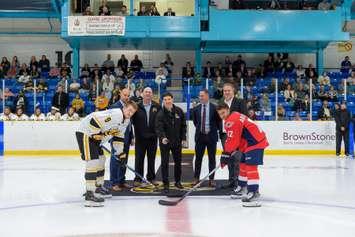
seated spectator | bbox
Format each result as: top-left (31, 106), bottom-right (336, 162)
top-left (52, 85), bottom-right (69, 114)
top-left (150, 5), bottom-right (160, 16)
top-left (30, 107), bottom-right (46, 121)
top-left (118, 5), bottom-right (128, 16)
top-left (38, 55), bottom-right (50, 73)
top-left (130, 55), bottom-right (143, 72)
top-left (109, 90), bottom-right (120, 106)
top-left (305, 64), bottom-right (317, 78)
top-left (327, 85), bottom-right (337, 102)
top-left (318, 72), bottom-right (330, 86)
top-left (164, 7), bottom-right (175, 16)
top-left (308, 70), bottom-right (318, 84)
top-left (91, 68), bottom-right (102, 84)
top-left (244, 69), bottom-right (255, 86)
top-left (57, 70), bottom-right (70, 89)
top-left (156, 62), bottom-right (168, 77)
top-left (37, 79), bottom-right (48, 93)
top-left (15, 92), bottom-right (26, 111)
top-left (46, 106), bottom-right (61, 121)
top-left (230, 0), bottom-right (245, 9)
top-left (283, 58), bottom-right (295, 73)
top-left (95, 91), bottom-right (109, 110)
top-left (80, 77), bottom-right (91, 93)
top-left (263, 55), bottom-right (274, 75)
top-left (248, 109), bottom-right (257, 120)
top-left (259, 94), bottom-right (271, 112)
top-left (71, 93), bottom-right (85, 116)
top-left (318, 100), bottom-right (332, 120)
top-left (341, 56), bottom-right (352, 74)
top-left (89, 82), bottom-right (99, 101)
top-left (182, 61), bottom-right (195, 85)
top-left (316, 85), bottom-right (329, 101)
top-left (99, 0), bottom-right (111, 15)
top-left (18, 63), bottom-right (29, 76)
top-left (102, 54), bottom-right (115, 72)
top-left (269, 0), bottom-right (281, 9)
top-left (347, 71), bottom-right (355, 94)
top-left (30, 65), bottom-right (40, 78)
top-left (0, 106), bottom-right (16, 121)
top-left (1, 57), bottom-right (10, 75)
top-left (277, 105), bottom-right (286, 120)
top-left (224, 56), bottom-right (232, 67)
top-left (280, 78), bottom-right (290, 91)
top-left (49, 64), bottom-right (60, 78)
top-left (226, 64), bottom-right (235, 77)
top-left (61, 107), bottom-right (80, 121)
top-left (155, 68), bottom-right (167, 87)
top-left (102, 70), bottom-right (115, 100)
top-left (83, 6), bottom-right (93, 15)
top-left (14, 107), bottom-right (29, 121)
top-left (7, 60), bottom-right (19, 79)
top-left (18, 70), bottom-right (31, 84)
top-left (59, 63), bottom-right (71, 77)
top-left (69, 79), bottom-right (81, 92)
top-left (318, 0), bottom-right (331, 10)
top-left (81, 63), bottom-right (91, 78)
top-left (295, 94), bottom-right (310, 112)
top-left (202, 61), bottom-right (214, 79)
top-left (117, 54), bottom-right (129, 73)
top-left (164, 54), bottom-right (174, 77)
top-left (137, 5), bottom-right (149, 16)
top-left (2, 88), bottom-right (15, 100)
top-left (284, 84), bottom-right (295, 102)
top-left (296, 65), bottom-right (305, 78)
top-left (116, 66), bottom-right (126, 82)
top-left (294, 113), bottom-right (303, 121)
top-left (267, 79), bottom-right (276, 93)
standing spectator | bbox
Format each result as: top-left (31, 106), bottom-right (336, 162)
top-left (130, 55), bottom-right (143, 72)
top-left (150, 5), bottom-right (160, 16)
top-left (283, 58), bottom-right (295, 73)
top-left (131, 87), bottom-right (160, 186)
top-left (46, 106), bottom-right (61, 120)
top-left (318, 100), bottom-right (332, 120)
top-left (318, 0), bottom-right (331, 10)
top-left (38, 55), bottom-right (50, 73)
top-left (1, 57), bottom-right (10, 75)
top-left (117, 54), bottom-right (129, 74)
top-left (82, 6), bottom-right (93, 15)
top-left (192, 89), bottom-right (220, 187)
top-left (305, 64), bottom-right (317, 78)
top-left (61, 107), bottom-right (80, 121)
top-left (224, 56), bottom-right (232, 67)
top-left (101, 69), bottom-right (115, 99)
top-left (71, 93), bottom-right (85, 116)
top-left (327, 85), bottom-right (338, 102)
top-left (52, 85), bottom-right (69, 115)
top-left (232, 55), bottom-right (246, 73)
top-left (7, 59), bottom-right (19, 79)
top-left (164, 7), bottom-right (175, 16)
top-left (230, 0), bottom-right (245, 9)
top-left (118, 5), bottom-right (128, 16)
top-left (263, 55), bottom-right (274, 75)
top-left (156, 62), bottom-right (168, 77)
top-left (30, 107), bottom-right (46, 121)
top-left (29, 56), bottom-right (38, 70)
top-left (102, 54), bottom-right (115, 72)
top-left (203, 61), bottom-right (215, 79)
top-left (155, 92), bottom-right (187, 192)
top-left (335, 103), bottom-right (350, 156)
top-left (95, 91), bottom-right (109, 111)
top-left (137, 5), bottom-right (149, 16)
top-left (316, 85), bottom-right (329, 101)
top-left (98, 0), bottom-right (111, 15)
top-left (284, 84), bottom-right (295, 102)
top-left (341, 56), bottom-right (352, 74)
top-left (164, 54), bottom-right (174, 78)
top-left (60, 62), bottom-right (72, 77)
top-left (81, 63), bottom-right (91, 78)
top-left (269, 0), bottom-right (281, 9)
top-left (213, 70), bottom-right (224, 100)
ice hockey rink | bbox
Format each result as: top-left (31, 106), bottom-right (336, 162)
top-left (0, 155), bottom-right (355, 237)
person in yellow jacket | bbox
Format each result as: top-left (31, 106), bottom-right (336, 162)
top-left (95, 91), bottom-right (109, 111)
top-left (71, 93), bottom-right (85, 116)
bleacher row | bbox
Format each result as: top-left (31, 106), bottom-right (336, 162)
top-left (1, 70), bottom-right (354, 120)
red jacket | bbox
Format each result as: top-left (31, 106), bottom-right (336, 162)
top-left (224, 112), bottom-right (269, 153)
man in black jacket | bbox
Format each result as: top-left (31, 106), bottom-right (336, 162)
top-left (155, 92), bottom-right (187, 192)
top-left (132, 87), bottom-right (161, 186)
top-left (192, 89), bottom-right (221, 187)
top-left (52, 85), bottom-right (69, 115)
top-left (219, 82), bottom-right (247, 189)
top-left (335, 103), bottom-right (350, 156)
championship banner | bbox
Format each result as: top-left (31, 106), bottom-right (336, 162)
top-left (337, 42), bottom-right (352, 52)
top-left (68, 16), bottom-right (125, 36)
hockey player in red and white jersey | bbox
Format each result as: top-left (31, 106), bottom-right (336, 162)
top-left (216, 103), bottom-right (269, 207)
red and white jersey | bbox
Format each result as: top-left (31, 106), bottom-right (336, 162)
top-left (224, 112), bottom-right (269, 153)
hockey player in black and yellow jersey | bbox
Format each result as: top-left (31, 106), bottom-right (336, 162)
top-left (75, 100), bottom-right (138, 207)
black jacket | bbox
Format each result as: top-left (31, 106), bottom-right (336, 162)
top-left (52, 92), bottom-right (69, 114)
top-left (155, 105), bottom-right (187, 145)
top-left (192, 102), bottom-right (221, 142)
top-left (335, 109), bottom-right (350, 130)
top-left (132, 101), bottom-right (161, 140)
top-left (220, 97), bottom-right (248, 115)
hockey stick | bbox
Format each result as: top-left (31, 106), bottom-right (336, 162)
top-left (158, 164), bottom-right (221, 206)
top-left (101, 145), bottom-right (156, 188)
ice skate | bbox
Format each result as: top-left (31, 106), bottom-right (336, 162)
top-left (230, 186), bottom-right (247, 199)
top-left (85, 191), bottom-right (105, 207)
top-left (95, 186), bottom-right (112, 199)
top-left (242, 191), bottom-right (261, 207)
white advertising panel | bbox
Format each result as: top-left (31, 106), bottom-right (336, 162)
top-left (68, 16), bottom-right (125, 36)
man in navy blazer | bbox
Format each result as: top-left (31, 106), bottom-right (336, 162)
top-left (109, 88), bottom-right (134, 191)
top-left (192, 89), bottom-right (221, 187)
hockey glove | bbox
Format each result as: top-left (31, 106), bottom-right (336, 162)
top-left (220, 152), bottom-right (231, 169)
top-left (115, 152), bottom-right (127, 164)
top-left (92, 134), bottom-right (104, 141)
top-left (104, 129), bottom-right (120, 137)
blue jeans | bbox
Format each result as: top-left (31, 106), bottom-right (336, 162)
top-left (109, 144), bottom-right (129, 186)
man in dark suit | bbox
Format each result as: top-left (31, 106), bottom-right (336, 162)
top-left (203, 61), bottom-right (215, 79)
top-left (109, 88), bottom-right (134, 191)
top-left (219, 82), bottom-right (247, 189)
top-left (131, 87), bottom-right (161, 186)
top-left (192, 89), bottom-right (221, 187)
top-left (163, 7), bottom-right (175, 16)
top-left (52, 85), bottom-right (69, 115)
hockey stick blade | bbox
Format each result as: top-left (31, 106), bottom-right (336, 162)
top-left (158, 199), bottom-right (179, 206)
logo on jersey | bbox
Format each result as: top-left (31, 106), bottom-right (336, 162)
top-left (225, 121), bottom-right (234, 128)
top-left (105, 117), bottom-right (112, 123)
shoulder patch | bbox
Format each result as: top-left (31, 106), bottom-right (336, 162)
top-left (225, 121), bottom-right (234, 128)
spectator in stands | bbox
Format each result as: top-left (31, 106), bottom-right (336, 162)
top-left (38, 55), bottom-right (50, 73)
top-left (30, 65), bottom-right (39, 78)
top-left (29, 56), bottom-right (38, 70)
top-left (137, 5), bottom-right (149, 16)
top-left (277, 105), bottom-right (286, 120)
top-left (30, 107), bottom-right (45, 121)
top-left (248, 109), bottom-right (257, 120)
top-left (14, 107), bottom-right (29, 121)
top-left (57, 70), bottom-right (70, 89)
top-left (226, 64), bottom-right (235, 77)
top-left (280, 78), bottom-right (290, 91)
top-left (155, 68), bottom-right (167, 89)
top-left (95, 91), bottom-right (109, 110)
top-left (1, 57), bottom-right (10, 75)
top-left (52, 85), bottom-right (69, 115)
top-left (130, 55), bottom-right (143, 72)
top-left (318, 100), bottom-right (332, 120)
top-left (7, 59), bottom-right (19, 79)
top-left (116, 66), bottom-right (126, 82)
top-left (60, 62), bottom-right (71, 77)
top-left (164, 54), bottom-right (174, 78)
top-left (317, 85), bottom-right (329, 101)
top-left (296, 65), bottom-right (305, 78)
top-left (12, 56), bottom-right (20, 69)
top-left (0, 65), bottom-right (4, 79)
top-left (117, 54), bottom-right (129, 73)
top-left (283, 58), bottom-right (295, 73)
top-left (318, 0), bottom-right (331, 10)
top-left (347, 71), bottom-right (355, 94)
top-left (269, 0), bottom-right (281, 9)
top-left (82, 6), bottom-right (93, 15)
top-left (46, 106), bottom-right (61, 121)
top-left (79, 77), bottom-right (90, 94)
top-left (89, 82), bottom-right (98, 101)
top-left (295, 93), bottom-right (310, 112)
top-left (15, 91), bottom-right (26, 111)
top-left (318, 71), bottom-right (330, 85)
top-left (267, 79), bottom-right (276, 93)
top-left (0, 106), bottom-right (16, 121)
top-left (305, 64), bottom-right (317, 78)
top-left (118, 5), bottom-right (128, 16)
top-left (224, 56), bottom-right (232, 67)
top-left (334, 103), bottom-right (350, 156)
top-left (102, 54), bottom-right (115, 72)
top-left (230, 0), bottom-right (245, 9)
top-left (232, 54), bottom-right (246, 73)
top-left (49, 63), bottom-right (60, 78)
top-left (2, 87), bottom-right (15, 100)
top-left (213, 70), bottom-right (224, 100)
top-left (259, 94), bottom-right (271, 112)
top-left (284, 84), bottom-right (295, 102)
top-left (18, 63), bottom-right (29, 76)
top-left (37, 79), bottom-right (48, 93)
top-left (341, 56), bottom-right (352, 74)
top-left (294, 112), bottom-right (303, 121)
top-left (308, 70), bottom-right (318, 84)
top-left (71, 93), bottom-right (85, 116)
top-left (203, 61), bottom-right (215, 79)
top-left (327, 85), bottom-right (338, 102)
top-left (156, 62), bottom-right (168, 77)
top-left (263, 55), bottom-right (274, 75)
top-left (182, 62), bottom-right (195, 86)
top-left (239, 63), bottom-right (248, 77)
top-left (99, 4), bottom-right (111, 15)
top-left (81, 63), bottom-right (91, 78)
top-left (102, 69), bottom-right (115, 100)
top-left (18, 70), bottom-right (31, 84)
top-left (150, 5), bottom-right (160, 16)
top-left (91, 68), bottom-right (102, 84)
top-left (109, 90), bottom-right (120, 106)
top-left (164, 7), bottom-right (175, 16)
top-left (61, 107), bottom-right (80, 121)
top-left (69, 78), bottom-right (81, 92)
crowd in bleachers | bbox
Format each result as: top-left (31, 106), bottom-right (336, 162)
top-left (224, 0), bottom-right (340, 10)
top-left (0, 51), bottom-right (354, 121)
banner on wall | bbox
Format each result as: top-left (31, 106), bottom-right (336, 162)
top-left (68, 16), bottom-right (125, 36)
top-left (337, 42), bottom-right (352, 52)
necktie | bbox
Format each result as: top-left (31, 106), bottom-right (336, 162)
top-left (202, 104), bottom-right (206, 134)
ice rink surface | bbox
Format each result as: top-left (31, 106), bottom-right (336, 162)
top-left (0, 155), bottom-right (355, 237)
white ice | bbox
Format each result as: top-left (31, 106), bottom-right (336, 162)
top-left (0, 155), bottom-right (355, 237)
